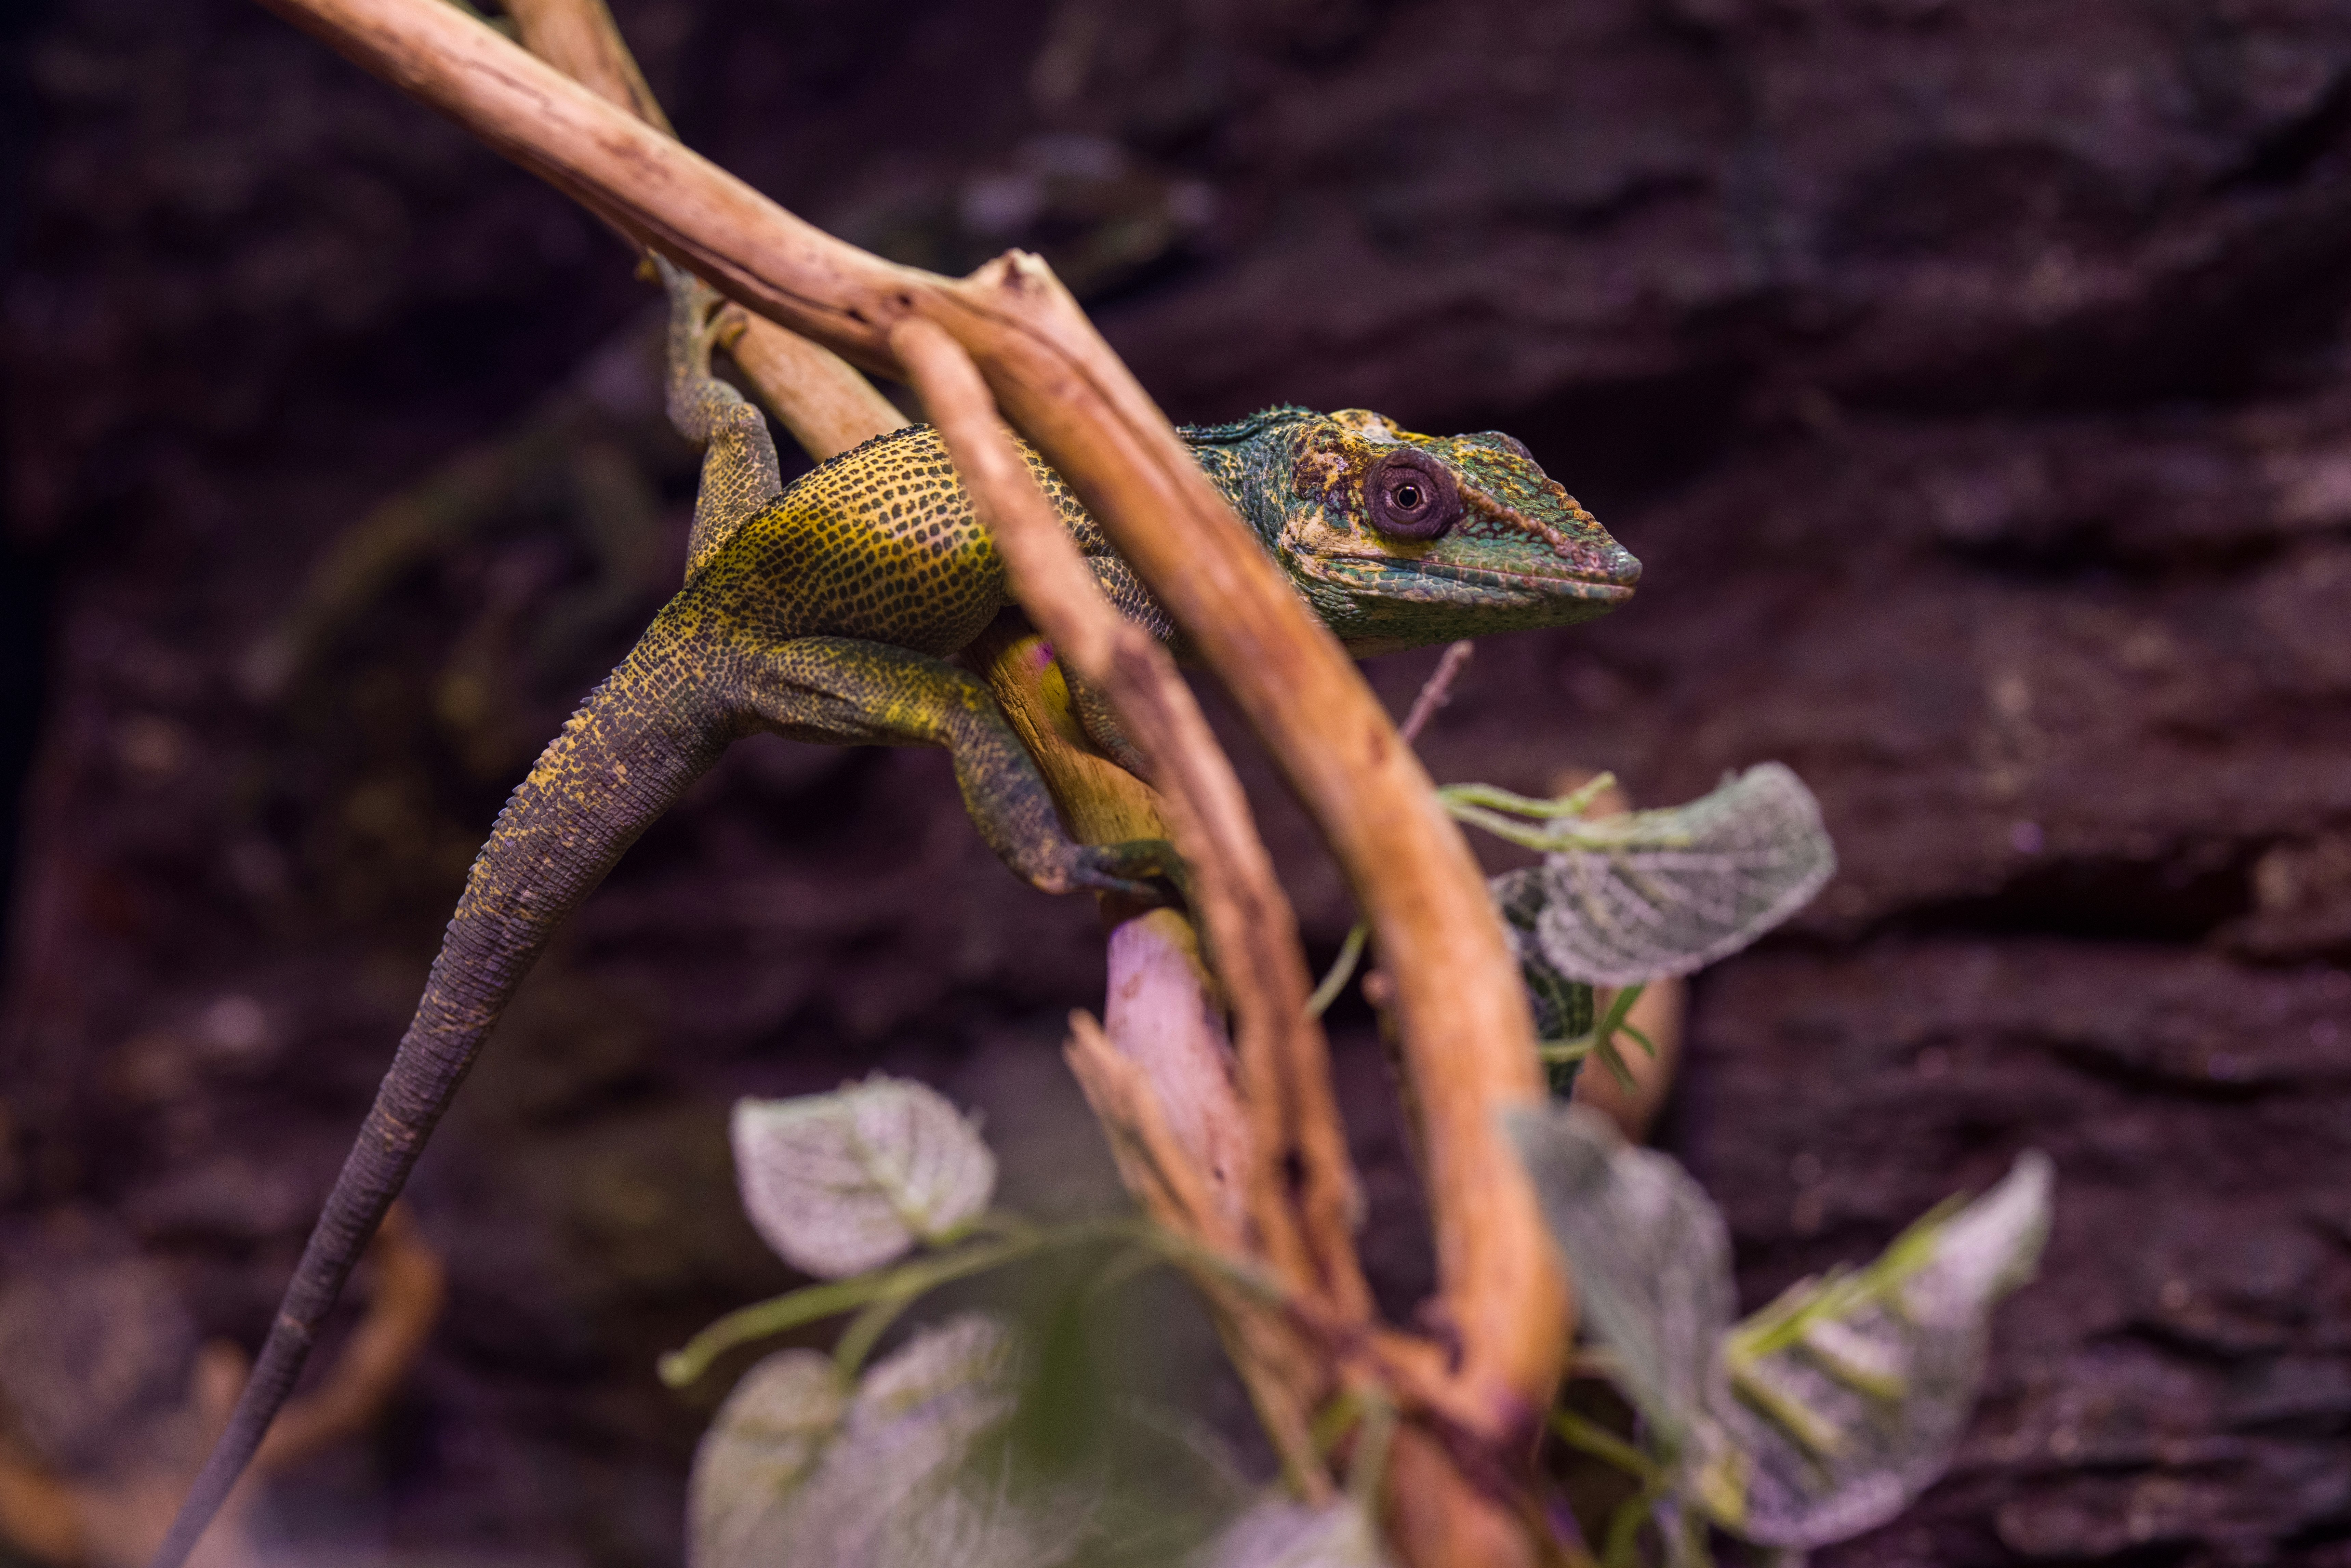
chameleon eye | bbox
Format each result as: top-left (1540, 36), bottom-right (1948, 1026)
top-left (1365, 452), bottom-right (1460, 540)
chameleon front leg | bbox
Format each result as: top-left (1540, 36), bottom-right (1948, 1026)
top-left (657, 256), bottom-right (784, 580)
top-left (1064, 670), bottom-right (1155, 783)
top-left (722, 632), bottom-right (1176, 898)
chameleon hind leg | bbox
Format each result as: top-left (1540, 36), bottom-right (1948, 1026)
top-left (657, 255), bottom-right (783, 579)
top-left (725, 633), bottom-right (1177, 898)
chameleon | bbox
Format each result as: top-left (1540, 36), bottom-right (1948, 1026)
top-left (153, 259), bottom-right (1640, 1566)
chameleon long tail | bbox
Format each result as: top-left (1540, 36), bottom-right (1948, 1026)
top-left (152, 633), bottom-right (730, 1568)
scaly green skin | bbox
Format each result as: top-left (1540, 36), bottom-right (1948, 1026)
top-left (152, 262), bottom-right (1639, 1568)
top-left (1189, 406), bottom-right (1637, 651)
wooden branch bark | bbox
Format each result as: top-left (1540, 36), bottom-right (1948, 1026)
top-left (890, 316), bottom-right (1370, 1321)
top-left (255, 0), bottom-right (1572, 1553)
top-left (717, 305), bottom-right (908, 461)
top-left (1061, 1013), bottom-right (1332, 1500)
top-left (503, 0), bottom-right (906, 454)
top-left (502, 0), bottom-right (669, 132)
top-left (506, 0), bottom-right (1339, 1497)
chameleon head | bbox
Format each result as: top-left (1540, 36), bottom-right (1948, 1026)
top-left (1188, 407), bottom-right (1640, 653)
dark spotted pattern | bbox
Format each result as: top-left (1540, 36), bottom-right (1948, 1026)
top-left (157, 264), bottom-right (1643, 1568)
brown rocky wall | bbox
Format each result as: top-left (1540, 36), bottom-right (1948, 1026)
top-left (4, 1), bottom-right (2350, 1563)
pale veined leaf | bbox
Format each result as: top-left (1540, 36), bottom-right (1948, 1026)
top-left (1507, 1105), bottom-right (2054, 1552)
top-left (1711, 1152), bottom-right (2053, 1547)
top-left (1461, 764), bottom-right (1835, 987)
top-left (1505, 1104), bottom-right (1735, 1451)
top-left (1528, 764), bottom-right (1835, 986)
top-left (1195, 1497), bottom-right (1395, 1568)
top-left (689, 1314), bottom-right (1091, 1568)
top-left (732, 1074), bottom-right (997, 1278)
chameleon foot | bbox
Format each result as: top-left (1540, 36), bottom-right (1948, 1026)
top-left (1049, 837), bottom-right (1178, 903)
top-left (1068, 837), bottom-right (1187, 906)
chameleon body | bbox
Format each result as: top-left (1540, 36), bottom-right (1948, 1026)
top-left (154, 262), bottom-right (1638, 1566)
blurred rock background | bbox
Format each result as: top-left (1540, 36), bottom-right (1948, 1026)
top-left (3, 0), bottom-right (2350, 1562)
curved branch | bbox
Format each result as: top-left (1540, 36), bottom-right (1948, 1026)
top-left (249, 0), bottom-right (1567, 1542)
top-left (890, 317), bottom-right (1369, 1321)
top-left (503, 0), bottom-right (1363, 1502)
top-left (501, 0), bottom-right (906, 454)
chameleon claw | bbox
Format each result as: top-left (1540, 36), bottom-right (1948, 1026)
top-left (1070, 838), bottom-right (1187, 908)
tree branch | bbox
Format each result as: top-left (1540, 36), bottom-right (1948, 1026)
top-left (253, 0), bottom-right (1570, 1552)
top-left (889, 316), bottom-right (1369, 1321)
top-left (505, 0), bottom-right (1353, 1506)
top-left (502, 0), bottom-right (906, 453)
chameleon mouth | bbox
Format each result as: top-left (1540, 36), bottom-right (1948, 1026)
top-left (1299, 514), bottom-right (1641, 601)
top-left (1319, 549), bottom-right (1639, 657)
top-left (1402, 557), bottom-right (1638, 599)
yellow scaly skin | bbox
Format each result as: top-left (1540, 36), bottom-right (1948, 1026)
top-left (152, 259), bottom-right (1641, 1568)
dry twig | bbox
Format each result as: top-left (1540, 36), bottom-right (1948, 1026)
top-left (515, 0), bottom-right (1347, 1498)
top-left (891, 315), bottom-right (1368, 1318)
top-left (218, 1), bottom-right (1571, 1557)
top-left (1400, 640), bottom-right (1476, 746)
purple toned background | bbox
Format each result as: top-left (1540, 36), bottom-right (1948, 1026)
top-left (4, 1), bottom-right (2351, 1562)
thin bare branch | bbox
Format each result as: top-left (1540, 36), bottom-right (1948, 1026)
top-left (1400, 640), bottom-right (1475, 746)
top-left (1062, 1013), bottom-right (1330, 1500)
top-left (718, 305), bottom-right (907, 460)
top-left (502, 0), bottom-right (670, 132)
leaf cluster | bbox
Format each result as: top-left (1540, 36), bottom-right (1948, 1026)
top-left (1511, 1107), bottom-right (2053, 1562)
top-left (679, 758), bottom-right (2042, 1568)
top-left (673, 1074), bottom-right (1386, 1567)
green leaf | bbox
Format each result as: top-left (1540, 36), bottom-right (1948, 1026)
top-left (1712, 1153), bottom-right (2053, 1548)
top-left (1196, 1497), bottom-right (1396, 1568)
top-left (732, 1074), bottom-right (998, 1278)
top-left (1508, 1106), bottom-right (2055, 1553)
top-left (1505, 1105), bottom-right (1735, 1450)
top-left (688, 1314), bottom-right (1091, 1568)
top-left (1467, 763), bottom-right (1836, 986)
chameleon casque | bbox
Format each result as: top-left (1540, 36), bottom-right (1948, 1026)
top-left (156, 260), bottom-right (1641, 1561)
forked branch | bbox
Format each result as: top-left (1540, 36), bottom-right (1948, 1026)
top-left (501, 0), bottom-right (908, 454)
top-left (891, 315), bottom-right (1369, 1321)
top-left (232, 0), bottom-right (1572, 1559)
top-left (511, 0), bottom-right (1360, 1511)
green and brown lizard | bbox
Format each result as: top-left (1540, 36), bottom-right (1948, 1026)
top-left (154, 261), bottom-right (1640, 1566)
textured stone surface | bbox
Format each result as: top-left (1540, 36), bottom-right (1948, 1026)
top-left (4, 0), bottom-right (2350, 1563)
